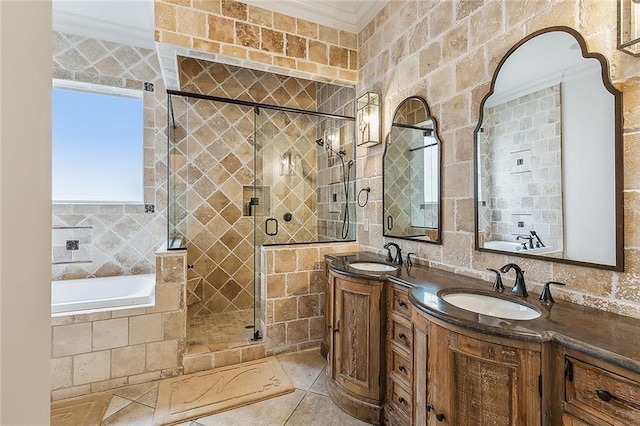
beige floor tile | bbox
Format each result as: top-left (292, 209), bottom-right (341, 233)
top-left (284, 392), bottom-right (370, 426)
top-left (102, 395), bottom-right (132, 420)
top-left (276, 349), bottom-right (326, 391)
top-left (136, 388), bottom-right (158, 408)
top-left (196, 388), bottom-right (306, 426)
top-left (112, 381), bottom-right (159, 401)
top-left (102, 401), bottom-right (154, 426)
top-left (309, 367), bottom-right (328, 396)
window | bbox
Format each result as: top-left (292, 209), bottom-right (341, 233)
top-left (52, 81), bottom-right (144, 203)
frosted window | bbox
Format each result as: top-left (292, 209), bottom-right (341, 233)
top-left (52, 85), bottom-right (143, 203)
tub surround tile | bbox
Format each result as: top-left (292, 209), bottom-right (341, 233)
top-left (129, 313), bottom-right (162, 345)
top-left (73, 351), bottom-right (111, 385)
top-left (53, 323), bottom-right (92, 357)
top-left (92, 318), bottom-right (129, 351)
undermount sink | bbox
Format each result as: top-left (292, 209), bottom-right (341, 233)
top-left (348, 262), bottom-right (398, 272)
top-left (440, 291), bottom-right (542, 320)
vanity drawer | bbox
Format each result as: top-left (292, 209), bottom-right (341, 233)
top-left (389, 347), bottom-right (412, 386)
top-left (391, 285), bottom-right (411, 319)
top-left (390, 316), bottom-right (413, 352)
top-left (388, 378), bottom-right (412, 418)
top-left (565, 357), bottom-right (640, 425)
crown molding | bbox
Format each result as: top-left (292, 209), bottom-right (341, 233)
top-left (239, 0), bottom-right (387, 33)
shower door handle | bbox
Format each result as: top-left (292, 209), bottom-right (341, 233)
top-left (265, 218), bottom-right (278, 236)
top-left (387, 215), bottom-right (394, 230)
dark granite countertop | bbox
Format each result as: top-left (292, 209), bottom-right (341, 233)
top-left (326, 252), bottom-right (640, 375)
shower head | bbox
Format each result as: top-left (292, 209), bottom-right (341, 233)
top-left (315, 138), bottom-right (324, 147)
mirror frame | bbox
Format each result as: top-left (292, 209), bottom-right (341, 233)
top-left (383, 96), bottom-right (443, 245)
top-left (473, 26), bottom-right (624, 271)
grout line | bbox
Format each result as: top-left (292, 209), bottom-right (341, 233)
top-left (283, 389), bottom-right (308, 426)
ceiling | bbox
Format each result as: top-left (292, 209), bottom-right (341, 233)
top-left (52, 0), bottom-right (387, 50)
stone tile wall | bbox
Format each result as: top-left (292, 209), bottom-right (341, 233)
top-left (51, 250), bottom-right (187, 400)
top-left (51, 32), bottom-right (167, 279)
top-left (155, 0), bottom-right (358, 85)
top-left (357, 0), bottom-right (640, 318)
top-left (480, 85), bottom-right (563, 249)
top-left (261, 242), bottom-right (359, 356)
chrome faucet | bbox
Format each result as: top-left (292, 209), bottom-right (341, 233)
top-left (516, 235), bottom-right (534, 249)
top-left (499, 263), bottom-right (528, 297)
top-left (383, 242), bottom-right (403, 265)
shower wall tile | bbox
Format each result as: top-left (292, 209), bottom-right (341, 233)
top-left (52, 32), bottom-right (167, 279)
top-left (261, 242), bottom-right (358, 356)
top-left (176, 60), bottom-right (330, 317)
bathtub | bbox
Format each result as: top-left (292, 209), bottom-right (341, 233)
top-left (52, 274), bottom-right (156, 317)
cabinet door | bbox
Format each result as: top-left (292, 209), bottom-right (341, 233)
top-left (332, 276), bottom-right (381, 401)
top-left (412, 310), bottom-right (429, 425)
top-left (429, 324), bottom-right (542, 425)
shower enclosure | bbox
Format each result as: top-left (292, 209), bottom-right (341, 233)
top-left (167, 90), bottom-right (355, 351)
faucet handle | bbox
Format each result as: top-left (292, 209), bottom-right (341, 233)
top-left (407, 252), bottom-right (415, 267)
top-left (539, 281), bottom-right (566, 304)
top-left (486, 268), bottom-right (504, 292)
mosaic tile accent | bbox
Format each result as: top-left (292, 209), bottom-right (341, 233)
top-left (51, 32), bottom-right (167, 279)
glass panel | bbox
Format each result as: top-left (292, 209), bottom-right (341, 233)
top-left (167, 94), bottom-right (188, 249)
top-left (254, 108), bottom-right (356, 245)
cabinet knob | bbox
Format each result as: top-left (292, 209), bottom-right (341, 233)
top-left (398, 333), bottom-right (406, 339)
top-left (436, 413), bottom-right (445, 422)
top-left (398, 397), bottom-right (407, 405)
top-left (398, 365), bottom-right (406, 372)
top-left (398, 300), bottom-right (407, 307)
top-left (596, 389), bottom-right (612, 402)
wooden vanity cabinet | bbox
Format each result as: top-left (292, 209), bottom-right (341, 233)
top-left (385, 284), bottom-right (414, 425)
top-left (561, 348), bottom-right (640, 425)
top-left (413, 309), bottom-right (543, 425)
top-left (326, 269), bottom-right (385, 424)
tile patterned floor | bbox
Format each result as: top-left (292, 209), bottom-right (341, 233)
top-left (56, 349), bottom-right (370, 426)
top-left (187, 309), bottom-right (255, 349)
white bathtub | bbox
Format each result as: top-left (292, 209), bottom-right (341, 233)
top-left (52, 274), bottom-right (156, 317)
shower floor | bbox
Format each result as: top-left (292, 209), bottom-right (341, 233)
top-left (186, 309), bottom-right (255, 353)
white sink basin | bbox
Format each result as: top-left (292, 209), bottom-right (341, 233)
top-left (348, 262), bottom-right (398, 272)
top-left (441, 292), bottom-right (541, 320)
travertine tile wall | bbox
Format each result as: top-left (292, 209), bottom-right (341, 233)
top-left (357, 0), bottom-right (640, 318)
top-left (261, 242), bottom-right (359, 355)
top-left (316, 84), bottom-right (357, 241)
top-left (51, 32), bottom-right (167, 280)
top-left (174, 59), bottom-right (356, 316)
top-left (51, 250), bottom-right (187, 400)
top-left (155, 0), bottom-right (358, 85)
top-left (480, 85), bottom-right (563, 249)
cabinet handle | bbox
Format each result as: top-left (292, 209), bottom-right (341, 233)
top-left (398, 333), bottom-right (406, 339)
top-left (596, 389), bottom-right (612, 402)
top-left (398, 365), bottom-right (406, 372)
top-left (398, 300), bottom-right (407, 307)
top-left (398, 397), bottom-right (407, 405)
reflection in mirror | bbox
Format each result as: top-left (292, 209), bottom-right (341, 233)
top-left (475, 27), bottom-right (623, 270)
top-left (383, 96), bottom-right (442, 243)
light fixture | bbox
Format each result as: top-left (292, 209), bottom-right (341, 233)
top-left (323, 127), bottom-right (340, 157)
top-left (357, 92), bottom-right (380, 147)
top-left (279, 151), bottom-right (294, 176)
top-left (618, 0), bottom-right (640, 56)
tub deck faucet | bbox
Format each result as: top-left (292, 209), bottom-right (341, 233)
top-left (500, 263), bottom-right (528, 297)
top-left (383, 242), bottom-right (403, 265)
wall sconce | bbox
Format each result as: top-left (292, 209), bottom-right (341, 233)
top-left (357, 92), bottom-right (380, 147)
top-left (618, 0), bottom-right (640, 56)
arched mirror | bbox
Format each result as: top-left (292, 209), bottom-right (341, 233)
top-left (383, 96), bottom-right (442, 244)
top-left (474, 27), bottom-right (623, 271)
